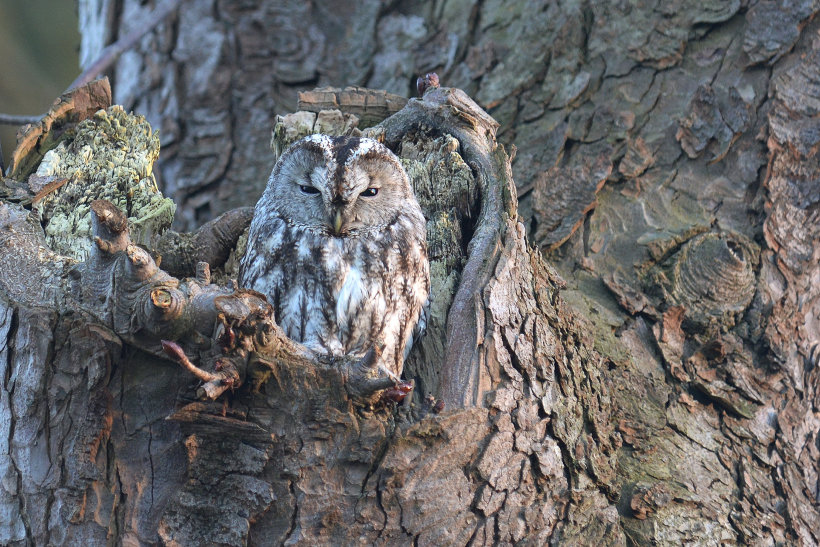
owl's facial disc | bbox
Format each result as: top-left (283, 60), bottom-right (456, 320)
top-left (267, 134), bottom-right (413, 237)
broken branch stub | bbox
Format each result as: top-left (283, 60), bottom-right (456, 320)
top-left (153, 206), bottom-right (254, 278)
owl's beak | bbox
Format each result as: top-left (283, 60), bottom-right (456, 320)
top-left (328, 195), bottom-right (348, 235)
top-left (331, 209), bottom-right (343, 236)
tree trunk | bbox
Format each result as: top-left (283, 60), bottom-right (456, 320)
top-left (0, 1), bottom-right (817, 545)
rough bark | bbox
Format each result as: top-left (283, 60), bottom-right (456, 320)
top-left (0, 0), bottom-right (817, 545)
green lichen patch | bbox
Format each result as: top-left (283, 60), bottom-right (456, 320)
top-left (32, 105), bottom-right (175, 260)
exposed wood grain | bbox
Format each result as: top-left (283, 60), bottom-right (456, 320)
top-left (297, 87), bottom-right (408, 127)
top-left (5, 78), bottom-right (111, 184)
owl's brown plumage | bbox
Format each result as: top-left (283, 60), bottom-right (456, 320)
top-left (239, 135), bottom-right (429, 377)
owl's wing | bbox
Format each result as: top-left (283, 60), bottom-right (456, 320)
top-left (403, 292), bottom-right (430, 360)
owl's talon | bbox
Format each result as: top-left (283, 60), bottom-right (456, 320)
top-left (346, 375), bottom-right (396, 399)
top-left (343, 348), bottom-right (412, 400)
top-left (380, 380), bottom-right (413, 404)
top-left (378, 364), bottom-right (399, 382)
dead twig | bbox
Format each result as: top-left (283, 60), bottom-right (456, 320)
top-left (67, 0), bottom-right (182, 91)
top-left (0, 114), bottom-right (41, 126)
top-left (161, 339), bottom-right (220, 383)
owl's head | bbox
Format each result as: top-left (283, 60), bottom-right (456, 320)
top-left (259, 135), bottom-right (419, 237)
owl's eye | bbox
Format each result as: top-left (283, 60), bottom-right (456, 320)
top-left (360, 188), bottom-right (379, 197)
top-left (299, 184), bottom-right (320, 195)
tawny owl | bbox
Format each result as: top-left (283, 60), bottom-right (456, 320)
top-left (238, 135), bottom-right (429, 378)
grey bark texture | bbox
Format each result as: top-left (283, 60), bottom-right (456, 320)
top-left (0, 0), bottom-right (816, 545)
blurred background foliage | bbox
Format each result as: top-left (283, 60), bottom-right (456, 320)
top-left (0, 1), bottom-right (79, 165)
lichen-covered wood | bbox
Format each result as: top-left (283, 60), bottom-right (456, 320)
top-left (32, 106), bottom-right (176, 260)
top-left (4, 78), bottom-right (112, 185)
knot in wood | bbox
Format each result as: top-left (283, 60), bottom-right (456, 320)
top-left (667, 232), bottom-right (758, 327)
top-left (150, 287), bottom-right (184, 320)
